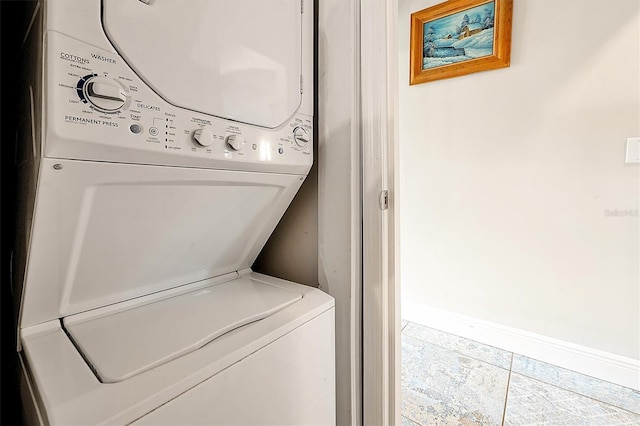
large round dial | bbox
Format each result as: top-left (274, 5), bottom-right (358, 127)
top-left (293, 126), bottom-right (309, 147)
top-left (77, 75), bottom-right (128, 112)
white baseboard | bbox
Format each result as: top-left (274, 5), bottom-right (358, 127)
top-left (402, 301), bottom-right (640, 391)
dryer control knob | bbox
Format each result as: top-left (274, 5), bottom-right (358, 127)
top-left (293, 126), bottom-right (309, 147)
top-left (83, 76), bottom-right (128, 112)
top-left (193, 127), bottom-right (214, 147)
top-left (226, 134), bottom-right (243, 151)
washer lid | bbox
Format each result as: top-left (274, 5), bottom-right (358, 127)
top-left (64, 276), bottom-right (302, 383)
top-left (102, 0), bottom-right (303, 129)
top-left (19, 160), bottom-right (306, 328)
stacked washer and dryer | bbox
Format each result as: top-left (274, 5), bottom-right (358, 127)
top-left (15, 1), bottom-right (335, 424)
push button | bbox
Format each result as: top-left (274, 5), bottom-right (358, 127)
top-left (129, 123), bottom-right (143, 134)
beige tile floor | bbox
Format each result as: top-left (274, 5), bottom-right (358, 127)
top-left (401, 321), bottom-right (640, 425)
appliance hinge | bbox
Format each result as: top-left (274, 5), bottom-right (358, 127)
top-left (379, 190), bottom-right (389, 210)
top-left (300, 75), bottom-right (304, 94)
top-left (301, 0), bottom-right (304, 13)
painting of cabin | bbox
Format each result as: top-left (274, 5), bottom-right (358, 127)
top-left (458, 23), bottom-right (484, 39)
top-left (422, 1), bottom-right (496, 70)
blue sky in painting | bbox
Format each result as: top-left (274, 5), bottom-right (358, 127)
top-left (424, 1), bottom-right (495, 38)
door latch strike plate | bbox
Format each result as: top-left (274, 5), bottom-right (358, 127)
top-left (379, 190), bottom-right (389, 210)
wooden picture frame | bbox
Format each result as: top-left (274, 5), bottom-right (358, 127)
top-left (410, 0), bottom-right (513, 85)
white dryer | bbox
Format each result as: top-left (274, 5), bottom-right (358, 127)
top-left (16, 1), bottom-right (335, 425)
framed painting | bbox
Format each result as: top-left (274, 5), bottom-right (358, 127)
top-left (410, 0), bottom-right (513, 85)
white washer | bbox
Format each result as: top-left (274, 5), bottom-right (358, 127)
top-left (16, 1), bottom-right (335, 425)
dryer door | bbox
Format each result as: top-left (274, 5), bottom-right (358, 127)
top-left (102, 0), bottom-right (302, 129)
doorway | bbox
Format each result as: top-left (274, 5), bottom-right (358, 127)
top-left (361, 0), bottom-right (640, 424)
top-left (394, 0), bottom-right (640, 424)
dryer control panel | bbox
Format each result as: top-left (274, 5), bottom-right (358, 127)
top-left (46, 32), bottom-right (312, 175)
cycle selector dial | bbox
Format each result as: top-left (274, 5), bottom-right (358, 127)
top-left (76, 75), bottom-right (128, 112)
top-left (293, 126), bottom-right (309, 147)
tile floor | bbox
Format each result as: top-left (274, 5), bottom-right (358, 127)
top-left (401, 321), bottom-right (640, 425)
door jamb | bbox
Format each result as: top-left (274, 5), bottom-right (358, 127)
top-left (361, 0), bottom-right (399, 424)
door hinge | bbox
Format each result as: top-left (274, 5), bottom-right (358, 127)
top-left (300, 75), bottom-right (304, 94)
top-left (301, 0), bottom-right (304, 13)
top-left (379, 190), bottom-right (389, 210)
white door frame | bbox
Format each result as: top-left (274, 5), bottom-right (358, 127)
top-left (318, 0), bottom-right (398, 422)
top-left (361, 0), bottom-right (399, 424)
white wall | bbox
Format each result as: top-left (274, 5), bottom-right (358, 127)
top-left (398, 0), bottom-right (639, 360)
top-left (253, 159), bottom-right (318, 287)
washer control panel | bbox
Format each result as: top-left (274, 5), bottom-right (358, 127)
top-left (46, 32), bottom-right (312, 174)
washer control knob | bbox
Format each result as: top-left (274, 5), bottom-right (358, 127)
top-left (192, 127), bottom-right (214, 147)
top-left (83, 76), bottom-right (127, 111)
top-left (293, 126), bottom-right (309, 147)
top-left (226, 134), bottom-right (243, 151)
